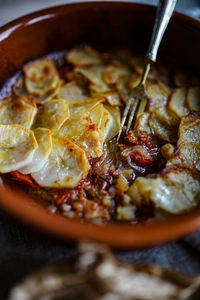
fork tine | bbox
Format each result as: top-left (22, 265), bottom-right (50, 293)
top-left (137, 97), bottom-right (147, 116)
top-left (133, 97), bottom-right (147, 128)
top-left (117, 63), bottom-right (150, 142)
top-left (117, 95), bottom-right (135, 142)
top-left (126, 98), bottom-right (139, 133)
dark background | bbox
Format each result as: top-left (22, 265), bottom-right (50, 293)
top-left (0, 0), bottom-right (200, 27)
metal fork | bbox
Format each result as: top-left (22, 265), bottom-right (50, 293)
top-left (117, 0), bottom-right (177, 141)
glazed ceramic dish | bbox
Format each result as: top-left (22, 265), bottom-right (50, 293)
top-left (0, 1), bottom-right (200, 248)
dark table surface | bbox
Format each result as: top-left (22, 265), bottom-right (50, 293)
top-left (1, 208), bottom-right (200, 300)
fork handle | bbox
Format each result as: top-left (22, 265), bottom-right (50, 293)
top-left (146, 0), bottom-right (177, 63)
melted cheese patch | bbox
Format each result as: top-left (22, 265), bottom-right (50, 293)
top-left (0, 124), bottom-right (38, 172)
top-left (0, 97), bottom-right (37, 129)
top-left (19, 128), bottom-right (52, 174)
top-left (31, 138), bottom-right (90, 188)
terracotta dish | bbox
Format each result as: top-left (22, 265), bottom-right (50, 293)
top-left (0, 1), bottom-right (200, 248)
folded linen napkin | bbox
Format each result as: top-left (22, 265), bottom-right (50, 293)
top-left (9, 242), bottom-right (200, 300)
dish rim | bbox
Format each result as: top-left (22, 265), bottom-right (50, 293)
top-left (0, 1), bottom-right (200, 248)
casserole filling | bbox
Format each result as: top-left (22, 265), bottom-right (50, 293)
top-left (0, 46), bottom-right (200, 222)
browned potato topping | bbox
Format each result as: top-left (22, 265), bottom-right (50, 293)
top-left (0, 46), bottom-right (200, 222)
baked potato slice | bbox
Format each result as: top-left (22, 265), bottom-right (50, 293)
top-left (55, 116), bottom-right (91, 140)
top-left (23, 58), bottom-right (57, 81)
top-left (0, 96), bottom-right (37, 129)
top-left (25, 74), bottom-right (60, 96)
top-left (135, 112), bottom-right (152, 135)
top-left (168, 88), bottom-right (189, 117)
top-left (19, 128), bottom-right (52, 174)
top-left (103, 63), bottom-right (131, 90)
top-left (101, 92), bottom-right (121, 106)
top-left (75, 65), bottom-right (110, 95)
top-left (12, 76), bottom-right (28, 98)
top-left (59, 81), bottom-right (88, 103)
top-left (146, 81), bottom-right (171, 112)
top-left (186, 87), bottom-right (200, 111)
top-left (157, 167), bottom-right (200, 213)
top-left (24, 58), bottom-right (60, 97)
top-left (32, 99), bottom-right (70, 134)
top-left (99, 106), bottom-right (114, 142)
top-left (89, 103), bottom-right (104, 127)
top-left (31, 138), bottom-right (89, 188)
top-left (149, 106), bottom-right (180, 142)
top-left (178, 112), bottom-right (200, 145)
top-left (166, 142), bottom-right (200, 171)
top-left (66, 46), bottom-right (101, 67)
top-left (0, 124), bottom-right (38, 172)
top-left (13, 76), bottom-right (61, 103)
top-left (69, 98), bottom-right (103, 119)
top-left (103, 104), bottom-right (121, 140)
top-left (129, 167), bottom-right (200, 214)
